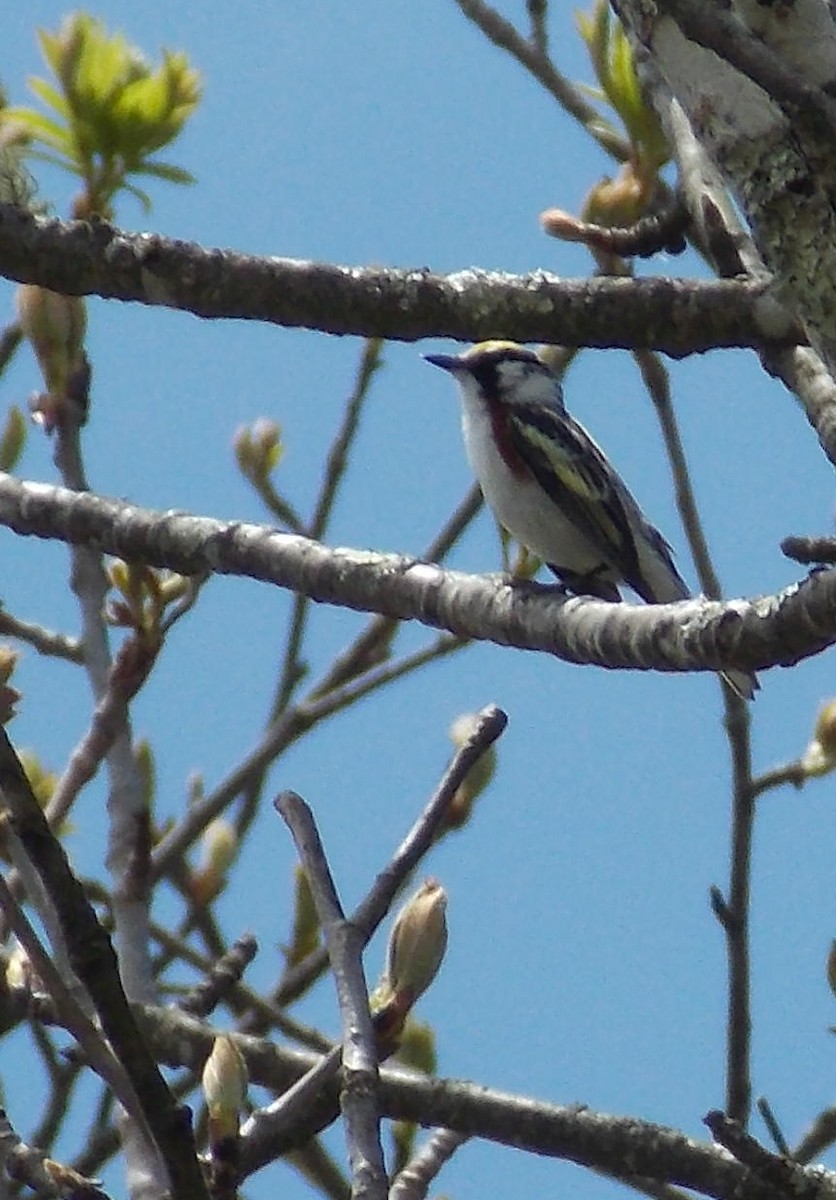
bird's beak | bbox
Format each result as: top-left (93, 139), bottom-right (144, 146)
top-left (423, 353), bottom-right (462, 373)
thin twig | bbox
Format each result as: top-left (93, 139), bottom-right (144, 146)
top-left (636, 348), bottom-right (756, 1123)
top-left (307, 484), bottom-right (482, 704)
top-left (389, 1128), bottom-right (469, 1200)
top-left (453, 0), bottom-right (630, 160)
top-left (251, 475), bottom-right (307, 535)
top-left (720, 694), bottom-right (755, 1125)
top-left (794, 1108), bottom-right (836, 1165)
top-left (150, 920), bottom-right (332, 1051)
top-left (43, 667), bottom-right (144, 832)
top-left (704, 1110), bottom-right (832, 1200)
top-left (0, 609), bottom-right (83, 661)
top-left (757, 1097), bottom-right (791, 1157)
top-left (0, 1107), bottom-right (110, 1200)
top-left (634, 349), bottom-right (723, 599)
top-left (240, 1045), bottom-right (343, 1148)
top-left (155, 485), bottom-right (479, 925)
top-left (781, 535), bottom-right (836, 565)
top-left (312, 340), bottom-right (383, 543)
top-left (54, 393), bottom-right (161, 1084)
top-left (0, 870), bottom-right (144, 1125)
top-left (0, 729), bottom-right (209, 1200)
top-left (176, 932), bottom-right (258, 1019)
top-left (274, 705), bottom-right (506, 1006)
top-left (152, 631), bottom-right (465, 887)
top-left (273, 339), bottom-right (383, 720)
top-left (27, 1046), bottom-right (83, 1154)
top-left (747, 760), bottom-right (806, 800)
top-left (526, 0), bottom-right (548, 55)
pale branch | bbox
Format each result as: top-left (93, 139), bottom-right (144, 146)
top-left (0, 203), bottom-right (797, 355)
top-left (264, 703), bottom-right (506, 1012)
top-left (613, 1), bottom-right (836, 375)
top-left (276, 792), bottom-right (388, 1200)
top-left (645, 60), bottom-right (836, 466)
top-left (138, 1003), bottom-right (782, 1200)
top-left (389, 1129), bottom-right (469, 1200)
top-left (0, 473), bottom-right (833, 677)
top-left (0, 609), bottom-right (82, 661)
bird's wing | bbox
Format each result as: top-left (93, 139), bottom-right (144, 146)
top-left (504, 400), bottom-right (643, 580)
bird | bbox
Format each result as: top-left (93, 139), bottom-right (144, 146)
top-left (424, 340), bottom-right (757, 700)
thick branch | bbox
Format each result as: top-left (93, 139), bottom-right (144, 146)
top-left (0, 204), bottom-right (796, 355)
top-left (138, 1003), bottom-right (779, 1200)
top-left (0, 474), bottom-right (833, 677)
top-left (613, 1), bottom-right (836, 373)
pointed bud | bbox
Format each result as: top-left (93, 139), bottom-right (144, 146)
top-left (190, 820), bottom-right (237, 905)
top-left (233, 419), bottom-right (283, 482)
top-left (801, 700), bottom-right (836, 778)
top-left (6, 943), bottom-right (31, 994)
top-left (202, 820), bottom-right (237, 877)
top-left (827, 941), bottom-right (836, 999)
top-left (282, 866), bottom-right (321, 967)
top-left (0, 406), bottom-right (26, 472)
top-left (16, 285), bottom-right (86, 398)
top-left (202, 1034), bottom-right (247, 1138)
top-left (444, 713), bottom-right (497, 830)
top-left (382, 878), bottom-right (448, 1014)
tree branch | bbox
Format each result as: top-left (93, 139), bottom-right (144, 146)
top-left (137, 1003), bottom-right (783, 1200)
top-left (613, 0), bottom-right (836, 374)
top-left (0, 730), bottom-right (208, 1200)
top-left (0, 204), bottom-right (796, 355)
top-left (0, 473), bottom-right (833, 678)
top-left (275, 792), bottom-right (388, 1200)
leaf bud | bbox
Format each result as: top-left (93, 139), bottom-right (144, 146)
top-left (16, 285), bottom-right (86, 398)
top-left (801, 700), bottom-right (836, 778)
top-left (381, 878), bottom-right (448, 1016)
top-left (202, 1033), bottom-right (247, 1137)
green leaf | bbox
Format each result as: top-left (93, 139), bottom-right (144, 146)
top-left (27, 77), bottom-right (70, 120)
top-left (131, 161), bottom-right (196, 185)
top-left (24, 147), bottom-right (83, 176)
top-left (0, 407), bottom-right (26, 472)
top-left (1, 106), bottom-right (74, 156)
top-left (16, 12), bottom-right (202, 214)
top-left (122, 179), bottom-right (153, 213)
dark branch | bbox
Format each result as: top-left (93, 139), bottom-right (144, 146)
top-left (0, 730), bottom-right (208, 1200)
top-left (0, 204), bottom-right (798, 355)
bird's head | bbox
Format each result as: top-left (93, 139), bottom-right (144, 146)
top-left (424, 341), bottom-right (563, 411)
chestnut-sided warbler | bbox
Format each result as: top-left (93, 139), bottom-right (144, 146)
top-left (425, 341), bottom-right (757, 700)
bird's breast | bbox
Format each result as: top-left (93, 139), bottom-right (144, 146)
top-left (459, 395), bottom-right (604, 572)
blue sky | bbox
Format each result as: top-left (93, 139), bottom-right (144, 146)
top-left (3, 5), bottom-right (836, 1200)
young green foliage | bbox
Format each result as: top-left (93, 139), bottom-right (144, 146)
top-left (576, 0), bottom-right (668, 175)
top-left (1, 12), bottom-right (201, 216)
